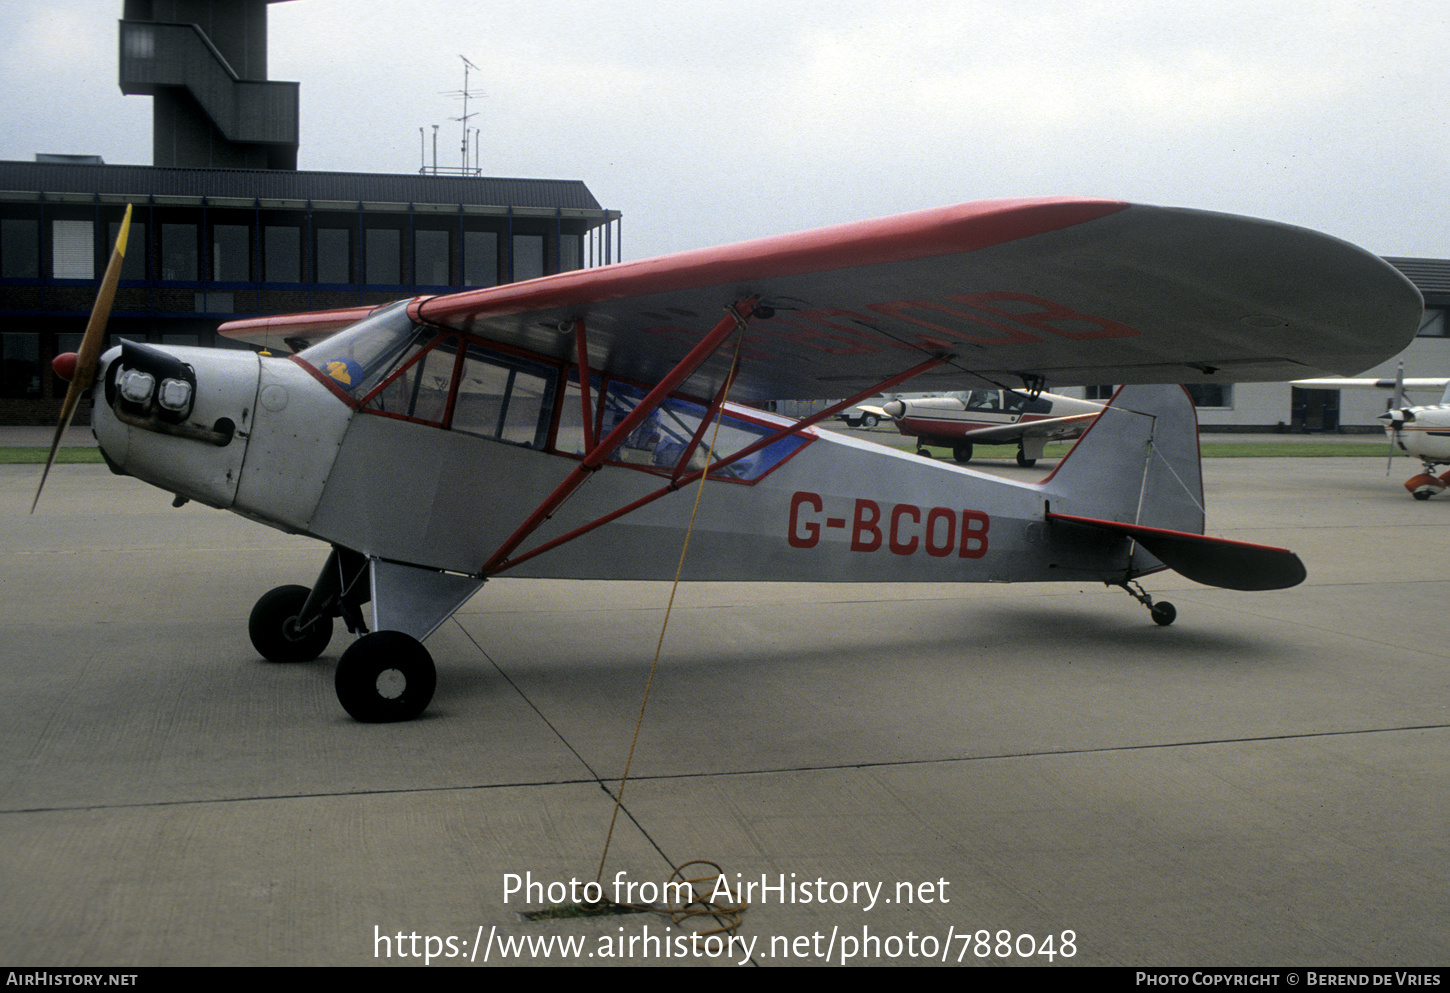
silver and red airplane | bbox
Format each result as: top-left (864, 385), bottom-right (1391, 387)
top-left (33, 197), bottom-right (1422, 722)
top-left (874, 388), bottom-right (1103, 466)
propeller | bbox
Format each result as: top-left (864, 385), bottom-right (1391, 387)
top-left (30, 204), bottom-right (132, 513)
top-left (1380, 361), bottom-right (1407, 477)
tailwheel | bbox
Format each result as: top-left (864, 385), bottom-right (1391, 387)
top-left (335, 631), bottom-right (436, 723)
top-left (1117, 580), bottom-right (1176, 626)
top-left (249, 584), bottom-right (333, 662)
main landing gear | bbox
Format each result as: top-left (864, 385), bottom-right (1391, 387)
top-left (248, 584), bottom-right (334, 663)
top-left (335, 631), bottom-right (436, 723)
top-left (1404, 468), bottom-right (1449, 500)
top-left (246, 547), bottom-right (440, 723)
top-left (1116, 580), bottom-right (1176, 626)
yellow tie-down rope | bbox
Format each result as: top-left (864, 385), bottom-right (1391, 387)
top-left (590, 332), bottom-right (750, 936)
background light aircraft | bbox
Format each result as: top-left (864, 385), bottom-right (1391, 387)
top-left (877, 388), bottom-right (1102, 466)
top-left (1294, 368), bottom-right (1450, 499)
top-left (34, 197), bottom-right (1423, 722)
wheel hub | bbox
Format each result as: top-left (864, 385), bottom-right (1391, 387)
top-left (375, 668), bottom-right (407, 700)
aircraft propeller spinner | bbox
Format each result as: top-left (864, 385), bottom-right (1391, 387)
top-left (30, 204), bottom-right (132, 513)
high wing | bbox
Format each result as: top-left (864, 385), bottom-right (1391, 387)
top-left (1292, 377), bottom-right (1450, 390)
top-left (956, 411), bottom-right (1101, 445)
top-left (221, 197), bottom-right (1422, 401)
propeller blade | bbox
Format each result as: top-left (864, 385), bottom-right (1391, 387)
top-left (31, 204), bottom-right (132, 513)
top-left (1385, 361), bottom-right (1406, 476)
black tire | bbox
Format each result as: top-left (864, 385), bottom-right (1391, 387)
top-left (249, 585), bottom-right (333, 662)
top-left (1412, 490), bottom-right (1434, 501)
top-left (335, 631), bottom-right (436, 723)
top-left (862, 414), bottom-right (879, 428)
top-left (846, 417), bottom-right (862, 428)
top-left (1016, 447), bottom-right (1037, 468)
top-left (1150, 602), bottom-right (1177, 627)
top-left (952, 443), bottom-right (973, 464)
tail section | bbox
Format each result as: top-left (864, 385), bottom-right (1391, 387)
top-left (1041, 384), bottom-right (1205, 535)
top-left (1038, 385), bottom-right (1304, 591)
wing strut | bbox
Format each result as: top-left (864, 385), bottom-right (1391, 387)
top-left (480, 298), bottom-right (761, 574)
top-left (489, 352), bottom-right (950, 575)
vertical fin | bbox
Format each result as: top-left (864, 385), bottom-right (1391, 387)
top-left (1038, 384), bottom-right (1205, 536)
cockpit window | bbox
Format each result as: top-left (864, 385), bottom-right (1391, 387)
top-left (296, 300), bottom-right (422, 395)
top-left (361, 334), bottom-right (459, 424)
top-left (450, 344), bottom-right (557, 449)
top-left (556, 374), bottom-right (808, 483)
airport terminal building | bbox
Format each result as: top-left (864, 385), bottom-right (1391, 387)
top-left (0, 0), bottom-right (619, 425)
top-left (0, 160), bottom-right (620, 424)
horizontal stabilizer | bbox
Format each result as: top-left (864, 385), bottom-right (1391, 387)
top-left (1047, 513), bottom-right (1306, 591)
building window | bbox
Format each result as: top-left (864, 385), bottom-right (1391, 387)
top-left (213, 224), bottom-right (250, 281)
top-left (512, 234), bottom-right (543, 281)
top-left (109, 220), bottom-right (146, 279)
top-left (161, 223), bottom-right (198, 281)
top-left (264, 225), bottom-right (301, 282)
top-left (316, 227), bottom-right (351, 283)
top-left (560, 234), bottom-right (582, 272)
top-left (414, 229), bottom-right (450, 286)
top-left (1084, 384), bottom-right (1116, 400)
top-left (2, 219), bottom-right (39, 278)
top-left (365, 228), bottom-right (401, 285)
top-left (52, 220), bottom-right (94, 279)
top-left (0, 332), bottom-right (41, 398)
top-left (1417, 309), bottom-right (1445, 337)
top-left (1183, 384), bottom-right (1232, 409)
top-left (463, 230), bottom-right (497, 287)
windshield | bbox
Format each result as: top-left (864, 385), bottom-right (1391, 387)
top-left (296, 301), bottom-right (424, 395)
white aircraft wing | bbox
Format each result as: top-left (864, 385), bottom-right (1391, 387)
top-left (224, 198), bottom-right (1423, 400)
top-left (1292, 377), bottom-right (1450, 390)
top-left (958, 411), bottom-right (1102, 445)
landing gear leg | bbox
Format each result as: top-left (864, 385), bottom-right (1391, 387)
top-left (1116, 580), bottom-right (1176, 626)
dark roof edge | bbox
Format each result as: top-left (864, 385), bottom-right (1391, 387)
top-left (0, 160), bottom-right (606, 212)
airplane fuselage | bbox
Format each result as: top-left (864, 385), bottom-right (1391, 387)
top-left (90, 341), bottom-right (1158, 589)
top-left (1384, 404), bottom-right (1450, 465)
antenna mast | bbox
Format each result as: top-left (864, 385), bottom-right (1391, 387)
top-left (416, 56), bottom-right (485, 176)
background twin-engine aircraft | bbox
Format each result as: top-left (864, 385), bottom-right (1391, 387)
top-left (34, 197), bottom-right (1423, 722)
top-left (1294, 368), bottom-right (1450, 499)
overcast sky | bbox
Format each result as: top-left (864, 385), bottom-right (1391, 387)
top-left (1, 0), bottom-right (1446, 262)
